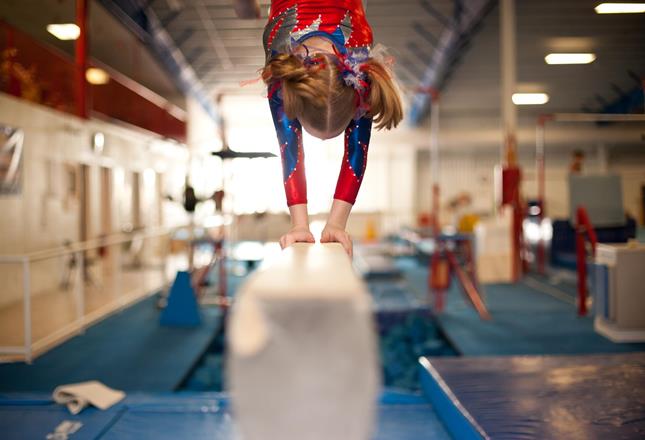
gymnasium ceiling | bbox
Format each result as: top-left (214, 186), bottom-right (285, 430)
top-left (146, 0), bottom-right (645, 118)
top-left (1, 0), bottom-right (644, 120)
top-left (146, 0), bottom-right (456, 94)
top-left (439, 0), bottom-right (645, 117)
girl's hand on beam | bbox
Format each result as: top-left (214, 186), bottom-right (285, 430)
top-left (279, 226), bottom-right (315, 250)
top-left (320, 224), bottom-right (353, 258)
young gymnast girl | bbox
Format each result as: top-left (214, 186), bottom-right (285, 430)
top-left (236, 0), bottom-right (403, 256)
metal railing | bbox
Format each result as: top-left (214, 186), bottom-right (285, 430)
top-left (0, 226), bottom-right (184, 363)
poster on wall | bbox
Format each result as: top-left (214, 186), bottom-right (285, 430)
top-left (0, 123), bottom-right (24, 195)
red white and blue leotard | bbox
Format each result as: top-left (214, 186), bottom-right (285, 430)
top-left (264, 0), bottom-right (374, 206)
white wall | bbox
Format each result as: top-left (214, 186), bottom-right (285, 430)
top-left (0, 93), bottom-right (190, 306)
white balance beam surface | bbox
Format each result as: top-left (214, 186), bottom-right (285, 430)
top-left (227, 243), bottom-right (380, 440)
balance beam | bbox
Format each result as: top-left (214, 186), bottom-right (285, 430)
top-left (227, 243), bottom-right (380, 440)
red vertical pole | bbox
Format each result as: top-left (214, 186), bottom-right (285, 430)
top-left (512, 201), bottom-right (522, 280)
top-left (575, 206), bottom-right (596, 317)
top-left (429, 251), bottom-right (445, 312)
top-left (575, 225), bottom-right (587, 316)
top-left (75, 0), bottom-right (88, 119)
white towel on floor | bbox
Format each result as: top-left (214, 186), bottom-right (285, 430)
top-left (53, 381), bottom-right (125, 415)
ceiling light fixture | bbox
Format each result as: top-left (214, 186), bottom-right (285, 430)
top-left (545, 53), bottom-right (597, 64)
top-left (46, 24), bottom-right (80, 41)
top-left (594, 3), bottom-right (645, 13)
top-left (512, 93), bottom-right (550, 105)
top-left (86, 68), bottom-right (110, 85)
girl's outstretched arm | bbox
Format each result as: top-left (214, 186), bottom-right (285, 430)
top-left (268, 89), bottom-right (314, 248)
top-left (333, 117), bottom-right (372, 205)
top-left (322, 117), bottom-right (373, 257)
top-left (268, 89), bottom-right (308, 207)
top-left (233, 0), bottom-right (260, 19)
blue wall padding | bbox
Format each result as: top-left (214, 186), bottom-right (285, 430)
top-left (160, 271), bottom-right (201, 327)
top-left (551, 217), bottom-right (636, 269)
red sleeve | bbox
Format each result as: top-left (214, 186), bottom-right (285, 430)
top-left (333, 117), bottom-right (372, 204)
top-left (268, 89), bottom-right (307, 206)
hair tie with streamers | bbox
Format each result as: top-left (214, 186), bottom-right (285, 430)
top-left (332, 46), bottom-right (371, 118)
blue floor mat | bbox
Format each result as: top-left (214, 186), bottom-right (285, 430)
top-left (420, 353), bottom-right (645, 440)
top-left (0, 295), bottom-right (222, 392)
top-left (0, 391), bottom-right (451, 440)
top-left (395, 256), bottom-right (645, 356)
top-left (435, 281), bottom-right (645, 356)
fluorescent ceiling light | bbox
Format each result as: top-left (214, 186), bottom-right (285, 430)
top-left (46, 23), bottom-right (80, 41)
top-left (595, 3), bottom-right (645, 13)
top-left (545, 53), bottom-right (596, 65)
top-left (512, 93), bottom-right (549, 105)
top-left (86, 68), bottom-right (110, 85)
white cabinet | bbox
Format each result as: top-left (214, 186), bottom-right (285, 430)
top-left (594, 242), bottom-right (645, 342)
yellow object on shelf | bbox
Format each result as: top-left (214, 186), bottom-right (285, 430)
top-left (364, 219), bottom-right (378, 242)
top-left (458, 214), bottom-right (480, 233)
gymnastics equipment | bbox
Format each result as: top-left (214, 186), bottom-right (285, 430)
top-left (430, 234), bottom-right (491, 320)
top-left (474, 207), bottom-right (514, 284)
top-left (160, 271), bottom-right (201, 327)
top-left (534, 112), bottom-right (645, 273)
top-left (594, 241), bottom-right (645, 342)
top-left (227, 243), bottom-right (380, 440)
top-left (419, 87), bottom-right (490, 319)
top-left (569, 175), bottom-right (625, 227)
top-left (575, 206), bottom-right (597, 316)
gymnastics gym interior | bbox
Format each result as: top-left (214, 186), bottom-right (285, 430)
top-left (1, 1), bottom-right (645, 439)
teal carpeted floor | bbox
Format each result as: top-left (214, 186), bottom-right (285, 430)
top-left (0, 295), bottom-right (222, 392)
top-left (396, 257), bottom-right (645, 356)
top-left (436, 281), bottom-right (645, 356)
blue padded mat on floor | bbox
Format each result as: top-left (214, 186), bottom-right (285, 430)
top-left (394, 255), bottom-right (645, 356)
top-left (0, 391), bottom-right (451, 440)
top-left (420, 353), bottom-right (645, 440)
top-left (0, 295), bottom-right (222, 392)
top-left (431, 279), bottom-right (645, 356)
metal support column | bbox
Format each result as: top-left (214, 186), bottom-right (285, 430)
top-left (428, 92), bottom-right (444, 310)
top-left (500, 0), bottom-right (517, 164)
top-left (536, 117), bottom-right (546, 274)
top-left (500, 0), bottom-right (522, 281)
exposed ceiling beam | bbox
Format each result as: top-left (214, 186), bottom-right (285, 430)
top-left (408, 0), bottom-right (495, 125)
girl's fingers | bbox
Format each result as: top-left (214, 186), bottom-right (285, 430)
top-left (320, 231), bottom-right (352, 257)
top-left (339, 235), bottom-right (352, 257)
